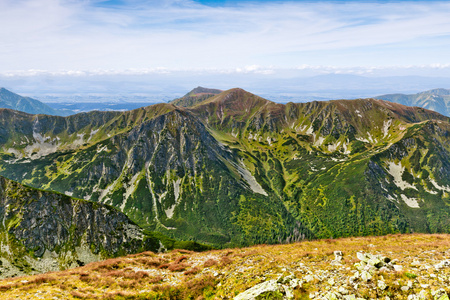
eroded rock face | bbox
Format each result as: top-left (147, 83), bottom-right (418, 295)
top-left (0, 176), bottom-right (159, 278)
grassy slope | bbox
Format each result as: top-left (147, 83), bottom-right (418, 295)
top-left (0, 234), bottom-right (449, 299)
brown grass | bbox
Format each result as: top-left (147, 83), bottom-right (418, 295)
top-left (168, 262), bottom-right (190, 272)
top-left (0, 234), bottom-right (449, 300)
top-left (220, 256), bottom-right (233, 266)
top-left (203, 258), bottom-right (218, 267)
top-left (184, 266), bottom-right (201, 276)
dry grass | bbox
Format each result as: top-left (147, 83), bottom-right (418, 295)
top-left (0, 233), bottom-right (449, 299)
top-left (203, 258), bottom-right (218, 268)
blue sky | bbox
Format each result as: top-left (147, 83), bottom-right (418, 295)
top-left (0, 0), bottom-right (449, 78)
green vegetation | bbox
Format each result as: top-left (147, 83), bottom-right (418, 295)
top-left (0, 88), bottom-right (450, 251)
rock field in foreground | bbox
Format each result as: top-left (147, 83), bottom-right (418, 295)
top-left (0, 234), bottom-right (448, 299)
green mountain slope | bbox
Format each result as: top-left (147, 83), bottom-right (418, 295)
top-left (0, 88), bottom-right (64, 116)
top-left (0, 105), bottom-right (306, 247)
top-left (0, 88), bottom-right (449, 248)
top-left (170, 86), bottom-right (222, 107)
top-left (377, 88), bottom-right (450, 117)
top-left (189, 88), bottom-right (450, 238)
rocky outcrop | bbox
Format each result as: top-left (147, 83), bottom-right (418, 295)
top-left (0, 176), bottom-right (160, 278)
top-left (234, 250), bottom-right (450, 300)
top-left (234, 275), bottom-right (300, 300)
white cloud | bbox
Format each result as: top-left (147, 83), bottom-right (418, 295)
top-left (3, 64), bottom-right (450, 79)
top-left (0, 1), bottom-right (449, 72)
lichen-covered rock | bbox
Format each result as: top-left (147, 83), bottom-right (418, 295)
top-left (233, 279), bottom-right (286, 300)
top-left (433, 289), bottom-right (450, 300)
top-left (234, 275), bottom-right (300, 300)
top-left (332, 251), bottom-right (344, 265)
top-left (355, 252), bottom-right (394, 273)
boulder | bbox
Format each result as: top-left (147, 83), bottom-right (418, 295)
top-left (433, 289), bottom-right (450, 300)
top-left (234, 275), bottom-right (300, 300)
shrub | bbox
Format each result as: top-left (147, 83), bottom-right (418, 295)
top-left (184, 266), bottom-right (201, 276)
top-left (203, 259), bottom-right (218, 268)
top-left (168, 263), bottom-right (190, 272)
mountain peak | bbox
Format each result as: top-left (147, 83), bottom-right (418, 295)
top-left (170, 86), bottom-right (223, 107)
top-left (422, 88), bottom-right (450, 96)
top-left (202, 88), bottom-right (273, 107)
top-left (189, 86), bottom-right (223, 95)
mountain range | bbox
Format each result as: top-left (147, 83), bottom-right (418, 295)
top-left (0, 87), bottom-right (450, 277)
top-left (377, 88), bottom-right (450, 117)
top-left (1, 88), bottom-right (450, 239)
top-left (2, 86), bottom-right (450, 118)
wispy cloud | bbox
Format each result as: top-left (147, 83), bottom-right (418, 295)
top-left (0, 0), bottom-right (449, 73)
top-left (4, 64), bottom-right (450, 79)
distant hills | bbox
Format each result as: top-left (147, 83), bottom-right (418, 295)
top-left (377, 88), bottom-right (450, 117)
top-left (0, 88), bottom-right (64, 116)
top-left (4, 86), bottom-right (450, 119)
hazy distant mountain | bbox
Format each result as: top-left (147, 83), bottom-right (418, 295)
top-left (170, 86), bottom-right (222, 107)
top-left (0, 88), bottom-right (66, 115)
top-left (376, 88), bottom-right (450, 117)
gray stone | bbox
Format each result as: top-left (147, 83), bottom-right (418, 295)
top-left (234, 280), bottom-right (282, 300)
top-left (360, 270), bottom-right (372, 282)
top-left (334, 251), bottom-right (344, 261)
top-left (377, 280), bottom-right (387, 290)
top-left (433, 289), bottom-right (450, 300)
top-left (234, 276), bottom-right (300, 300)
top-left (393, 265), bottom-right (403, 272)
top-left (324, 291), bottom-right (343, 300)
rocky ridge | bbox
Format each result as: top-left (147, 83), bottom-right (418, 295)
top-left (0, 175), bottom-right (166, 278)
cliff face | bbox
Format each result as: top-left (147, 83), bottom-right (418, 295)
top-left (0, 176), bottom-right (160, 278)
